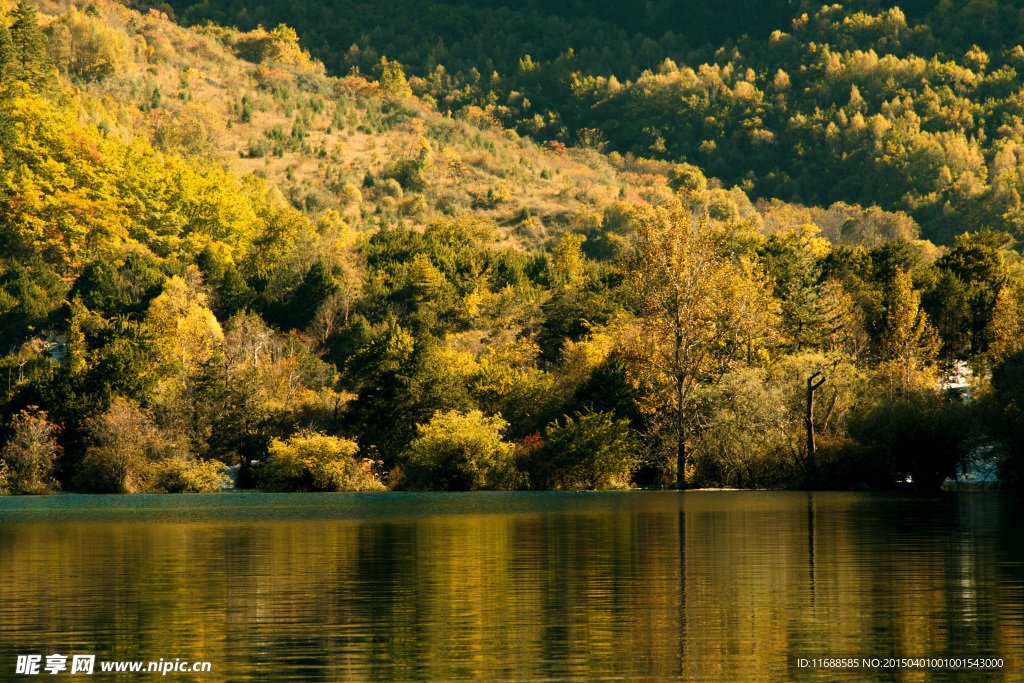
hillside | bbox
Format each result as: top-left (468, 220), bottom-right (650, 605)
top-left (129, 0), bottom-right (1024, 246)
top-left (2, 0), bottom-right (1024, 495)
top-left (25, 0), bottom-right (645, 245)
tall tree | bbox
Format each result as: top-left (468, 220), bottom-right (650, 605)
top-left (760, 225), bottom-right (849, 352)
top-left (878, 269), bottom-right (940, 393)
top-left (344, 323), bottom-right (470, 470)
top-left (626, 202), bottom-right (776, 488)
top-left (8, 0), bottom-right (51, 90)
top-left (0, 18), bottom-right (14, 85)
top-left (988, 284), bottom-right (1024, 364)
top-left (933, 230), bottom-right (1010, 359)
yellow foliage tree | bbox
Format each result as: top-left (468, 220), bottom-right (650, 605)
top-left (550, 233), bottom-right (587, 288)
top-left (626, 202), bottom-right (779, 488)
top-left (0, 92), bottom-right (129, 271)
top-left (78, 398), bottom-right (166, 493)
top-left (378, 57), bottom-right (413, 99)
top-left (989, 283), bottom-right (1024, 363)
top-left (48, 7), bottom-right (133, 82)
top-left (145, 268), bottom-right (224, 371)
top-left (877, 269), bottom-right (941, 392)
top-left (0, 91), bottom-right (292, 277)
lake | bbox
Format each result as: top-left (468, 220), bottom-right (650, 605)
top-left (0, 491), bottom-right (1021, 681)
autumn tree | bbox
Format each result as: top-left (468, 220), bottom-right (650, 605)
top-left (145, 268), bottom-right (224, 372)
top-left (77, 398), bottom-right (169, 493)
top-left (377, 57), bottom-right (413, 99)
top-left (177, 311), bottom-right (281, 468)
top-left (626, 202), bottom-right (777, 488)
top-left (0, 407), bottom-right (61, 494)
top-left (877, 268), bottom-right (941, 393)
top-left (988, 284), bottom-right (1024, 363)
top-left (548, 233), bottom-right (587, 288)
top-left (667, 163), bottom-right (707, 195)
top-left (48, 7), bottom-right (132, 82)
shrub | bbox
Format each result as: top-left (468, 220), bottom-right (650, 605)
top-left (486, 181), bottom-right (511, 206)
top-left (337, 182), bottom-right (362, 206)
top-left (0, 408), bottom-right (61, 495)
top-left (534, 410), bottom-right (636, 490)
top-left (379, 157), bottom-right (429, 192)
top-left (155, 459), bottom-right (229, 493)
top-left (986, 349), bottom-right (1024, 488)
top-left (259, 432), bottom-right (384, 491)
top-left (247, 137), bottom-right (269, 158)
top-left (433, 189), bottom-right (470, 214)
top-left (77, 399), bottom-right (169, 493)
top-left (378, 177), bottom-right (404, 199)
top-left (847, 388), bottom-right (973, 491)
top-left (689, 368), bottom-right (798, 489)
top-left (402, 410), bottom-right (518, 490)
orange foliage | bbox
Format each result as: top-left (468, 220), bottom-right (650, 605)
top-left (547, 140), bottom-right (567, 155)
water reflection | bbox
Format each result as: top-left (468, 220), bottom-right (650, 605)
top-left (0, 492), bottom-right (1021, 681)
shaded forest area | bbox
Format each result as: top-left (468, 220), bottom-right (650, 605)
top-left (3, 0), bottom-right (1024, 495)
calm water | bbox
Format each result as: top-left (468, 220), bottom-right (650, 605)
top-left (0, 491), bottom-right (1021, 682)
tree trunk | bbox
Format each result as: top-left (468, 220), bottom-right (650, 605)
top-left (806, 372), bottom-right (826, 489)
top-left (677, 433), bottom-right (687, 490)
top-left (677, 377), bottom-right (687, 490)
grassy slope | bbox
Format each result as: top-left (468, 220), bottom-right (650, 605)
top-left (30, 0), bottom-right (656, 255)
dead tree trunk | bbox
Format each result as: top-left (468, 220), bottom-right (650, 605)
top-left (806, 372), bottom-right (826, 489)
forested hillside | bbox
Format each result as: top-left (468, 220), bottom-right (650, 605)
top-left (140, 0), bottom-right (1024, 245)
top-left (2, 0), bottom-right (1024, 495)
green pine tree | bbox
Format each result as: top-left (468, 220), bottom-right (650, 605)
top-left (8, 0), bottom-right (51, 90)
top-left (0, 18), bottom-right (14, 169)
top-left (0, 18), bottom-right (15, 85)
top-left (761, 231), bottom-right (847, 352)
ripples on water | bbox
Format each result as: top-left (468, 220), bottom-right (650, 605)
top-left (0, 491), bottom-right (1021, 681)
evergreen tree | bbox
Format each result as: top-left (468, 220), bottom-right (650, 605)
top-left (8, 0), bottom-right (50, 90)
top-left (0, 18), bottom-right (15, 85)
top-left (760, 229), bottom-right (847, 352)
top-left (344, 323), bottom-right (470, 470)
top-left (285, 261), bottom-right (338, 330)
top-left (0, 20), bottom-right (14, 172)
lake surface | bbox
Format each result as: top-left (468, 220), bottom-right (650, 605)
top-left (0, 491), bottom-right (1021, 681)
